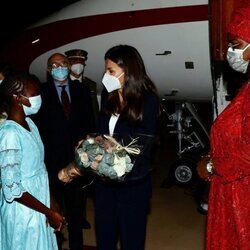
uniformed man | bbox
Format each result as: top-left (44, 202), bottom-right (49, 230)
top-left (65, 49), bottom-right (99, 127)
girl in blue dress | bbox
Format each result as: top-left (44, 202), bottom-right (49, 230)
top-left (0, 73), bottom-right (66, 250)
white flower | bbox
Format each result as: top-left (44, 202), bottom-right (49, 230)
top-left (87, 138), bottom-right (95, 144)
top-left (80, 152), bottom-right (88, 164)
top-left (113, 154), bottom-right (127, 177)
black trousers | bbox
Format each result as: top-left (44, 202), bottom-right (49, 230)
top-left (50, 176), bottom-right (87, 250)
top-left (94, 175), bottom-right (152, 250)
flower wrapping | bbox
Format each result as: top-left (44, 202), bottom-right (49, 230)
top-left (58, 134), bottom-right (146, 183)
top-left (77, 134), bottom-right (141, 179)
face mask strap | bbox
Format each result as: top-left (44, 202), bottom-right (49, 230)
top-left (117, 72), bottom-right (124, 79)
top-left (20, 94), bottom-right (29, 100)
top-left (232, 43), bottom-right (250, 53)
top-left (13, 93), bottom-right (25, 100)
top-left (12, 94), bottom-right (25, 107)
top-left (243, 43), bottom-right (250, 52)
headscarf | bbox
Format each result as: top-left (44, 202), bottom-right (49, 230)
top-left (227, 6), bottom-right (250, 43)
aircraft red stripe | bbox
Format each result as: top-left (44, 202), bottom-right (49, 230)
top-left (0, 4), bottom-right (208, 72)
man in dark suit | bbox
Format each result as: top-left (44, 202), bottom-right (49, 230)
top-left (33, 53), bottom-right (95, 250)
top-left (65, 49), bottom-right (99, 128)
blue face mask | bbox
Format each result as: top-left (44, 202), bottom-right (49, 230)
top-left (51, 67), bottom-right (69, 81)
top-left (22, 95), bottom-right (42, 116)
top-left (13, 94), bottom-right (42, 116)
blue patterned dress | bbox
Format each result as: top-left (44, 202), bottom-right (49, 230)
top-left (0, 118), bottom-right (58, 250)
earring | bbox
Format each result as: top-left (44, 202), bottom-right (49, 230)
top-left (0, 112), bottom-right (8, 124)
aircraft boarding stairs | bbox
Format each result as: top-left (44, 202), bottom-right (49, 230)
top-left (160, 99), bottom-right (210, 187)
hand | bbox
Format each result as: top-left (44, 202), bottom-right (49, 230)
top-left (58, 162), bottom-right (83, 183)
top-left (196, 156), bottom-right (213, 181)
top-left (46, 210), bottom-right (67, 232)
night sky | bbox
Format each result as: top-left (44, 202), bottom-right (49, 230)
top-left (1, 0), bottom-right (79, 47)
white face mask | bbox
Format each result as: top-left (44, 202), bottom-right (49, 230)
top-left (0, 79), bottom-right (3, 85)
top-left (21, 95), bottom-right (42, 116)
top-left (102, 72), bottom-right (124, 93)
top-left (71, 63), bottom-right (84, 75)
top-left (227, 44), bottom-right (250, 73)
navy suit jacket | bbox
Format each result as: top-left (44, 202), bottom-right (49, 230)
top-left (98, 89), bottom-right (160, 181)
top-left (32, 79), bottom-right (95, 177)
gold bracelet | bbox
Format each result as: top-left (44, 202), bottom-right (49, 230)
top-left (206, 160), bottom-right (213, 174)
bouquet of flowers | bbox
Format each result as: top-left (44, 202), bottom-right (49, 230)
top-left (58, 134), bottom-right (144, 183)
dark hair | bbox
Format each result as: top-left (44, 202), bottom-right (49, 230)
top-left (0, 72), bottom-right (40, 116)
top-left (103, 45), bottom-right (158, 122)
top-left (0, 61), bottom-right (12, 80)
top-left (0, 61), bottom-right (11, 74)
